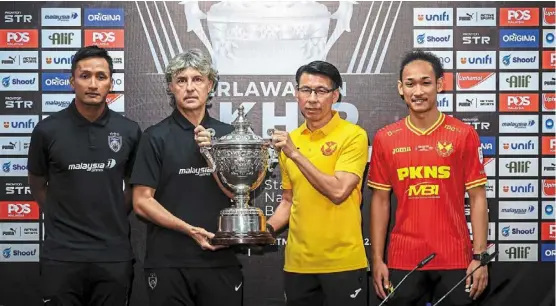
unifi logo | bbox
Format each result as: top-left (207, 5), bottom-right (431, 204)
top-left (457, 72), bottom-right (495, 90)
top-left (460, 55), bottom-right (493, 65)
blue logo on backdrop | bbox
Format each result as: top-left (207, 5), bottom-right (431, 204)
top-left (84, 8), bottom-right (124, 27)
top-left (541, 244), bottom-right (556, 261)
top-left (546, 118), bottom-right (554, 130)
top-left (42, 73), bottom-right (72, 92)
top-left (499, 29), bottom-right (539, 48)
top-left (546, 204), bottom-right (554, 216)
top-left (480, 136), bottom-right (496, 155)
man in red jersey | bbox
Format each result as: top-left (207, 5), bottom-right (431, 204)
top-left (368, 50), bottom-right (489, 306)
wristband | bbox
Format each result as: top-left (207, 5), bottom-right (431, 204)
top-left (266, 223), bottom-right (276, 238)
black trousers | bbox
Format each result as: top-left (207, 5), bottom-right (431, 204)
top-left (387, 269), bottom-right (477, 306)
top-left (144, 266), bottom-right (243, 306)
top-left (40, 259), bottom-right (134, 306)
top-left (284, 268), bottom-right (368, 306)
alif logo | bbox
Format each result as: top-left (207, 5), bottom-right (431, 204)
top-left (505, 246), bottom-right (531, 259)
top-left (506, 160), bottom-right (531, 173)
top-left (506, 75), bottom-right (532, 88)
top-left (49, 32), bottom-right (74, 45)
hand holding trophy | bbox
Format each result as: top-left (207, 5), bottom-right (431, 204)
top-left (196, 105), bottom-right (278, 245)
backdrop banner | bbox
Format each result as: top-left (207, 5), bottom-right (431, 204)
top-left (0, 1), bottom-right (554, 306)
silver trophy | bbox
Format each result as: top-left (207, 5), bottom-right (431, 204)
top-left (200, 105), bottom-right (277, 245)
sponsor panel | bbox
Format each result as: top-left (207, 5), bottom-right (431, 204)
top-left (499, 29), bottom-right (539, 48)
top-left (542, 50), bottom-right (556, 70)
top-left (0, 158), bottom-right (28, 176)
top-left (541, 244), bottom-right (556, 261)
top-left (0, 244), bottom-right (39, 262)
top-left (456, 51), bottom-right (496, 69)
top-left (543, 179), bottom-right (556, 198)
top-left (499, 136), bottom-right (538, 155)
top-left (498, 244), bottom-right (538, 261)
top-left (499, 115), bottom-right (538, 134)
top-left (468, 222), bottom-right (496, 240)
top-left (413, 29), bottom-right (453, 48)
top-left (0, 177), bottom-right (31, 200)
top-left (500, 8), bottom-right (539, 26)
top-left (455, 94), bottom-right (495, 112)
top-left (542, 158), bottom-right (555, 177)
top-left (542, 72), bottom-right (555, 91)
top-left (84, 8), bottom-right (125, 27)
top-left (456, 28), bottom-right (497, 50)
top-left (483, 157), bottom-right (495, 177)
top-left (499, 51), bottom-right (539, 69)
top-left (42, 94), bottom-right (73, 112)
top-left (429, 51), bottom-right (453, 70)
top-left (108, 50), bottom-right (124, 70)
top-left (456, 8), bottom-right (496, 26)
top-left (1, 94), bottom-right (39, 115)
top-left (413, 8), bottom-right (453, 27)
top-left (541, 222), bottom-right (556, 240)
top-left (112, 73), bottom-right (124, 91)
top-left (42, 73), bottom-right (72, 92)
top-left (41, 51), bottom-right (76, 70)
top-left (0, 137), bottom-right (30, 156)
top-left (543, 7), bottom-right (556, 26)
top-left (542, 201), bottom-right (555, 219)
top-left (0, 51), bottom-right (38, 70)
top-left (0, 73), bottom-right (38, 91)
top-left (499, 223), bottom-right (538, 240)
top-left (41, 8), bottom-right (80, 27)
top-left (498, 158), bottom-right (538, 177)
top-left (0, 115), bottom-right (38, 134)
top-left (0, 201), bottom-right (39, 220)
top-left (107, 94), bottom-right (124, 112)
top-left (454, 114), bottom-right (494, 134)
top-left (84, 29), bottom-right (125, 48)
top-left (41, 29), bottom-right (81, 48)
top-left (542, 136), bottom-right (556, 155)
top-left (1, 10), bottom-right (36, 27)
top-left (456, 72), bottom-right (496, 91)
top-left (543, 93), bottom-right (555, 112)
top-left (0, 29), bottom-right (38, 48)
top-left (543, 114), bottom-right (555, 133)
top-left (480, 136), bottom-right (496, 155)
top-left (0, 222), bottom-right (39, 241)
top-left (499, 93), bottom-right (538, 112)
top-left (498, 201), bottom-right (538, 220)
top-left (499, 72), bottom-right (539, 91)
top-left (499, 179), bottom-right (538, 198)
top-left (544, 29), bottom-right (555, 48)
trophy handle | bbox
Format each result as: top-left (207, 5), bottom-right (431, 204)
top-left (200, 128), bottom-right (217, 173)
top-left (265, 128), bottom-right (279, 173)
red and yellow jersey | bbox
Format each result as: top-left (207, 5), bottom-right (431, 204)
top-left (367, 113), bottom-right (486, 270)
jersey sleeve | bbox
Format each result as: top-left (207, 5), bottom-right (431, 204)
top-left (279, 151), bottom-right (292, 190)
top-left (463, 128), bottom-right (487, 190)
top-left (129, 129), bottom-right (162, 189)
top-left (367, 133), bottom-right (391, 191)
top-left (27, 123), bottom-right (49, 177)
top-left (125, 124), bottom-right (143, 179)
top-left (334, 127), bottom-right (369, 179)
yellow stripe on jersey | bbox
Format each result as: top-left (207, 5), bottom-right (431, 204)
top-left (465, 178), bottom-right (488, 190)
top-left (405, 113), bottom-right (446, 136)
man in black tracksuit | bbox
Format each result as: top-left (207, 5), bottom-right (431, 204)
top-left (130, 48), bottom-right (243, 306)
top-left (27, 46), bottom-right (141, 305)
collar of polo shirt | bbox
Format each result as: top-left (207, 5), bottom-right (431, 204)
top-left (171, 109), bottom-right (213, 130)
top-left (68, 99), bottom-right (111, 127)
top-left (300, 110), bottom-right (341, 136)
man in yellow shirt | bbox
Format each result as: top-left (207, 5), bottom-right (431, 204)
top-left (267, 61), bottom-right (369, 306)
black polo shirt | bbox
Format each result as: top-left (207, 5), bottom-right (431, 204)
top-left (130, 109), bottom-right (240, 269)
top-left (27, 101), bottom-right (142, 262)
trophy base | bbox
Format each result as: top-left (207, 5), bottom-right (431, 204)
top-left (210, 231), bottom-right (275, 246)
top-left (211, 206), bottom-right (275, 246)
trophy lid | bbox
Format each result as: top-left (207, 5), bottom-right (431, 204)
top-left (213, 105), bottom-right (266, 146)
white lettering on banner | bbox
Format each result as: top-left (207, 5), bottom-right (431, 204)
top-left (216, 81), bottom-right (347, 98)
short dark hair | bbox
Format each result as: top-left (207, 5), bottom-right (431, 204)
top-left (295, 61), bottom-right (343, 102)
top-left (399, 50), bottom-right (444, 81)
top-left (71, 45), bottom-right (114, 77)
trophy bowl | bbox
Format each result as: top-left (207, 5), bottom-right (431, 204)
top-left (200, 105), bottom-right (276, 245)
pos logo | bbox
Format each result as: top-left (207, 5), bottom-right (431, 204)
top-left (0, 201), bottom-right (39, 220)
top-left (84, 29), bottom-right (124, 48)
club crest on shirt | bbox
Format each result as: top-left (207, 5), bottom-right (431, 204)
top-left (108, 132), bottom-right (122, 153)
top-left (436, 141), bottom-right (454, 157)
top-left (321, 141), bottom-right (337, 156)
top-left (148, 272), bottom-right (157, 290)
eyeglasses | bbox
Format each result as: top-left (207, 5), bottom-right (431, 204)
top-left (296, 86), bottom-right (336, 97)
